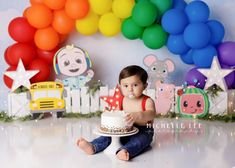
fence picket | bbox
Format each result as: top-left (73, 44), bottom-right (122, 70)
top-left (145, 89), bottom-right (156, 100)
top-left (99, 86), bottom-right (109, 111)
top-left (90, 90), bottom-right (100, 112)
top-left (64, 87), bottom-right (72, 113)
top-left (80, 87), bottom-right (90, 114)
top-left (71, 89), bottom-right (81, 113)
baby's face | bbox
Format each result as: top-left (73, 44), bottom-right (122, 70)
top-left (120, 75), bottom-right (146, 99)
top-left (57, 47), bottom-right (88, 77)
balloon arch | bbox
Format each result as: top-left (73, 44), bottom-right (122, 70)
top-left (3, 0), bottom-right (235, 89)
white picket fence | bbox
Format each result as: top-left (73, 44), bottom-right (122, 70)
top-left (7, 86), bottom-right (233, 117)
top-left (64, 86), bottom-right (177, 114)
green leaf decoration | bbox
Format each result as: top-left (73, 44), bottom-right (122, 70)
top-left (63, 111), bottom-right (102, 119)
top-left (87, 80), bottom-right (104, 96)
top-left (0, 111), bottom-right (14, 122)
top-left (206, 84), bottom-right (224, 100)
top-left (1, 110), bottom-right (235, 123)
top-left (13, 86), bottom-right (29, 94)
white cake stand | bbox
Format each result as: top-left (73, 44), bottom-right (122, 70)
top-left (94, 127), bottom-right (139, 155)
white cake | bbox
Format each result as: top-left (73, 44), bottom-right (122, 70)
top-left (100, 111), bottom-right (133, 134)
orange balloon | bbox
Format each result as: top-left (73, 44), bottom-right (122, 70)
top-left (23, 7), bottom-right (29, 18)
top-left (30, 0), bottom-right (43, 5)
top-left (52, 10), bottom-right (75, 35)
top-left (26, 4), bottom-right (53, 28)
top-left (34, 27), bottom-right (59, 50)
top-left (59, 34), bottom-right (68, 44)
top-left (65, 0), bottom-right (89, 19)
top-left (43, 0), bottom-right (66, 10)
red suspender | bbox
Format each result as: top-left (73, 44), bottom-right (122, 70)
top-left (120, 95), bottom-right (149, 111)
top-left (142, 95), bottom-right (149, 111)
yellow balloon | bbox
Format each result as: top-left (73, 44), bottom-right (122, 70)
top-left (76, 11), bottom-right (99, 35)
top-left (112, 0), bottom-right (135, 19)
top-left (89, 0), bottom-right (112, 15)
top-left (99, 12), bottom-right (121, 37)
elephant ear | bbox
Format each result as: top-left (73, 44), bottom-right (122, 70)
top-left (165, 59), bottom-right (175, 72)
top-left (143, 54), bottom-right (158, 67)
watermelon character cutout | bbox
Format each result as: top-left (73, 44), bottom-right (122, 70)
top-left (177, 86), bottom-right (209, 118)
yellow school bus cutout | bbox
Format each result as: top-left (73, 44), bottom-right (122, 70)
top-left (29, 82), bottom-right (66, 118)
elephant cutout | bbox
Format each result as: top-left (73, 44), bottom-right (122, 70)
top-left (155, 81), bottom-right (175, 115)
top-left (143, 54), bottom-right (175, 88)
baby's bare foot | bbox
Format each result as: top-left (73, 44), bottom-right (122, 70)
top-left (77, 138), bottom-right (94, 155)
top-left (116, 149), bottom-right (130, 161)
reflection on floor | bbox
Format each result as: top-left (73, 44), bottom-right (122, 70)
top-left (0, 117), bottom-right (235, 168)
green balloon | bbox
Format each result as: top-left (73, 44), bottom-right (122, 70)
top-left (142, 24), bottom-right (168, 49)
top-left (121, 17), bottom-right (144, 40)
top-left (150, 0), bottom-right (173, 16)
top-left (132, 0), bottom-right (159, 27)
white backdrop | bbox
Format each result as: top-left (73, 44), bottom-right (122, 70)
top-left (0, 0), bottom-right (235, 110)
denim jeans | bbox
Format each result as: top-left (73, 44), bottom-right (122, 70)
top-left (90, 125), bottom-right (154, 159)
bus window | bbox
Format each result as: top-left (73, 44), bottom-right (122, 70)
top-left (48, 90), bottom-right (60, 99)
top-left (33, 91), bottom-right (47, 100)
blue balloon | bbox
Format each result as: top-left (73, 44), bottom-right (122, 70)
top-left (161, 9), bottom-right (188, 34)
top-left (207, 20), bottom-right (225, 45)
top-left (184, 23), bottom-right (211, 49)
top-left (192, 45), bottom-right (217, 68)
top-left (173, 0), bottom-right (187, 10)
top-left (167, 34), bottom-right (190, 55)
top-left (180, 49), bottom-right (194, 64)
top-left (185, 1), bottom-right (210, 23)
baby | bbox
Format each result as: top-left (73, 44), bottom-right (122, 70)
top-left (77, 65), bottom-right (156, 161)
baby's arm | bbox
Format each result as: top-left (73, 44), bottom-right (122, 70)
top-left (140, 98), bottom-right (156, 121)
top-left (125, 98), bottom-right (156, 125)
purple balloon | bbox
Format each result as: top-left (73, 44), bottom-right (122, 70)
top-left (218, 41), bottom-right (235, 66)
top-left (185, 67), bottom-right (206, 89)
top-left (221, 64), bottom-right (235, 89)
top-left (233, 75), bottom-right (235, 89)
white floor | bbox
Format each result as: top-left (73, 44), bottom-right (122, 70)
top-left (0, 117), bottom-right (235, 168)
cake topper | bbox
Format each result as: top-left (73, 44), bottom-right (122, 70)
top-left (100, 85), bottom-right (124, 111)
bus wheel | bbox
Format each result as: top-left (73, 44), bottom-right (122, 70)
top-left (33, 113), bottom-right (41, 119)
top-left (57, 112), bottom-right (63, 118)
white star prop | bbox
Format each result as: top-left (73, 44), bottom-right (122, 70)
top-left (198, 56), bottom-right (234, 91)
top-left (4, 59), bottom-right (39, 92)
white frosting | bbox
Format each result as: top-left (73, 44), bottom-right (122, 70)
top-left (101, 111), bottom-right (127, 129)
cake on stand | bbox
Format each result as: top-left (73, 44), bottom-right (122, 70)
top-left (94, 127), bottom-right (139, 155)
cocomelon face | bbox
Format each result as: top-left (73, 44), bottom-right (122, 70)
top-left (180, 94), bottom-right (205, 114)
top-left (57, 46), bottom-right (88, 77)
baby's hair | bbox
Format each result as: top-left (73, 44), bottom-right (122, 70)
top-left (119, 65), bottom-right (148, 84)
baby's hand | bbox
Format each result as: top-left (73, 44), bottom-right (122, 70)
top-left (87, 69), bottom-right (94, 78)
top-left (125, 113), bottom-right (138, 126)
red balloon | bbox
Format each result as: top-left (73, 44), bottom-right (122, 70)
top-left (6, 42), bottom-right (37, 66)
top-left (8, 17), bottom-right (36, 42)
top-left (3, 66), bottom-right (17, 89)
top-left (37, 47), bottom-right (59, 65)
top-left (27, 59), bottom-right (51, 83)
top-left (4, 46), bottom-right (12, 65)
